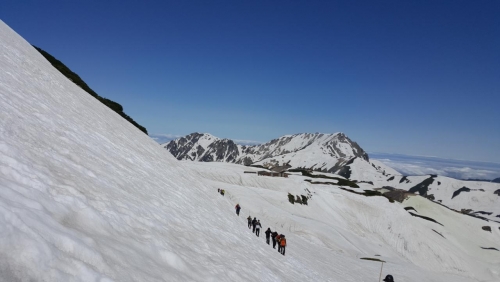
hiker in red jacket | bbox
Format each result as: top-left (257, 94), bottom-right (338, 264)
top-left (279, 235), bottom-right (287, 255)
top-left (276, 234), bottom-right (282, 253)
top-left (235, 204), bottom-right (241, 216)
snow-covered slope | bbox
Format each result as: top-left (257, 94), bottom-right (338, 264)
top-left (1, 20), bottom-right (499, 282)
top-left (165, 132), bottom-right (368, 172)
top-left (330, 157), bottom-right (500, 222)
top-left (186, 161), bottom-right (500, 282)
top-left (373, 174), bottom-right (500, 222)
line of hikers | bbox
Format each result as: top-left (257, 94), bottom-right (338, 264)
top-left (230, 199), bottom-right (394, 279)
top-left (247, 215), bottom-right (287, 255)
top-left (217, 188), bottom-right (225, 196)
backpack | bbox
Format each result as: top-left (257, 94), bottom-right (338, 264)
top-left (280, 238), bottom-right (286, 247)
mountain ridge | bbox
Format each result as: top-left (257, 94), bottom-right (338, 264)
top-left (164, 132), bottom-right (369, 173)
top-left (33, 45), bottom-right (148, 134)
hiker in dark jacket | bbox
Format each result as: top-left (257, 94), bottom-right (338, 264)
top-left (265, 228), bottom-right (272, 244)
top-left (252, 217), bottom-right (257, 233)
top-left (383, 275), bottom-right (394, 282)
top-left (247, 216), bottom-right (252, 229)
top-left (235, 204), bottom-right (241, 216)
top-left (255, 220), bottom-right (262, 237)
top-left (271, 231), bottom-right (278, 249)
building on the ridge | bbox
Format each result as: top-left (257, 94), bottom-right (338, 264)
top-left (257, 165), bottom-right (290, 178)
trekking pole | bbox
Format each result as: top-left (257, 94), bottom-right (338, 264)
top-left (378, 261), bottom-right (384, 282)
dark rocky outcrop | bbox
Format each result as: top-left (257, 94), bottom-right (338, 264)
top-left (384, 189), bottom-right (413, 203)
top-left (432, 229), bottom-right (445, 238)
top-left (473, 211), bottom-right (493, 215)
top-left (336, 165), bottom-right (352, 179)
top-left (408, 212), bottom-right (443, 226)
top-left (482, 226), bottom-right (491, 232)
top-left (33, 46), bottom-right (147, 134)
top-left (408, 176), bottom-right (435, 196)
top-left (404, 207), bottom-right (418, 213)
top-left (201, 139), bottom-right (240, 162)
top-left (452, 187), bottom-right (471, 199)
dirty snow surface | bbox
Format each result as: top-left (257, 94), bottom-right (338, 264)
top-left (0, 20), bottom-right (499, 282)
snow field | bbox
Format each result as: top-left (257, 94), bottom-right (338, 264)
top-left (186, 162), bottom-right (499, 281)
top-left (1, 19), bottom-right (499, 282)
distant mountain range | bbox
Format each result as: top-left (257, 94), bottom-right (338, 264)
top-left (164, 132), bottom-right (369, 173)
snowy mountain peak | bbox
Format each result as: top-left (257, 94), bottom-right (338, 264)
top-left (164, 132), bottom-right (368, 172)
top-left (165, 132), bottom-right (240, 162)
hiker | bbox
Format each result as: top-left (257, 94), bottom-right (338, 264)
top-left (279, 234), bottom-right (286, 255)
top-left (383, 275), bottom-right (394, 282)
top-left (276, 234), bottom-right (282, 253)
top-left (255, 220), bottom-right (262, 237)
top-left (247, 216), bottom-right (252, 229)
top-left (218, 188), bottom-right (220, 193)
top-left (265, 228), bottom-right (272, 244)
top-left (235, 204), bottom-right (241, 216)
top-left (271, 231), bottom-right (278, 249)
top-left (221, 189), bottom-right (225, 196)
top-left (252, 217), bottom-right (257, 233)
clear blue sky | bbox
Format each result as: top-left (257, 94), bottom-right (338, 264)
top-left (1, 0), bottom-right (499, 162)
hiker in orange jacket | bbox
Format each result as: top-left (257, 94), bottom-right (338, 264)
top-left (276, 234), bottom-right (282, 253)
top-left (279, 234), bottom-right (287, 255)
